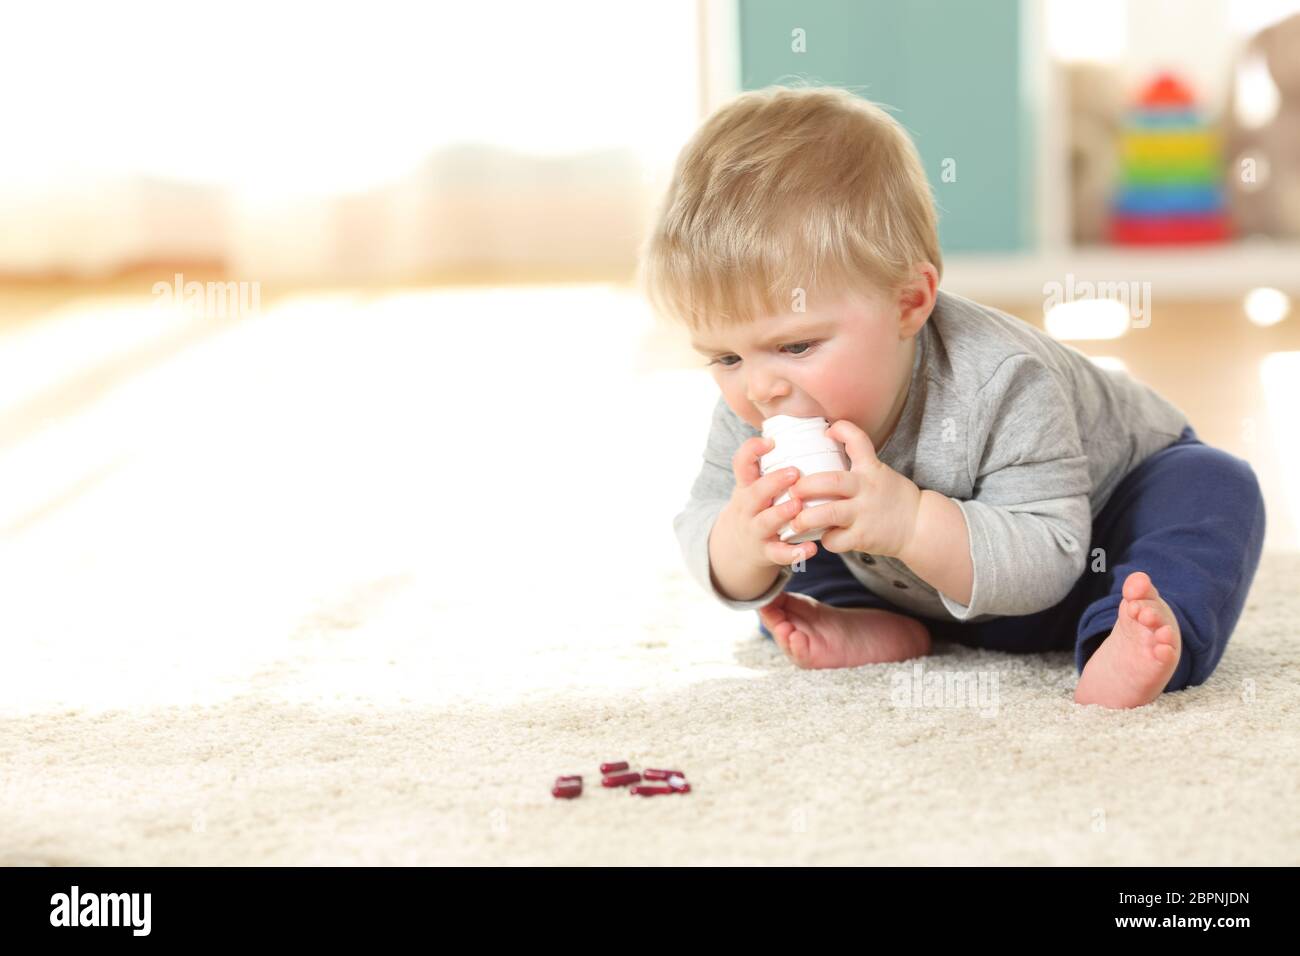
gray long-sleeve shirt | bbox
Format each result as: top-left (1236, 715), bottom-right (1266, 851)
top-left (673, 288), bottom-right (1191, 623)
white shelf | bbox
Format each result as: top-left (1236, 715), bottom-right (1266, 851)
top-left (942, 241), bottom-right (1300, 302)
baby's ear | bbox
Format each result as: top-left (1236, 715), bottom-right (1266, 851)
top-left (894, 291), bottom-right (932, 339)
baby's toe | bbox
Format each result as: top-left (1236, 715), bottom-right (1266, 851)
top-left (1150, 626), bottom-right (1178, 662)
top-left (759, 603), bottom-right (783, 627)
top-left (761, 608), bottom-right (790, 649)
top-left (1122, 570), bottom-right (1157, 602)
top-left (1137, 604), bottom-right (1162, 628)
top-left (786, 614), bottom-right (814, 667)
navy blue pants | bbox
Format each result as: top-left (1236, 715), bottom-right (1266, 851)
top-left (757, 425), bottom-right (1266, 693)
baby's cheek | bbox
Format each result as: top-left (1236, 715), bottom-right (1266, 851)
top-left (821, 375), bottom-right (883, 424)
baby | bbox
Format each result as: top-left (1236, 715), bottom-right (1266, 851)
top-left (637, 85), bottom-right (1266, 709)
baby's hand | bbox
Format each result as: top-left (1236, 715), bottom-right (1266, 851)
top-left (784, 420), bottom-right (923, 558)
top-left (714, 436), bottom-right (817, 571)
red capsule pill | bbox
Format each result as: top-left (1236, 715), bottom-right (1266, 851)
top-left (552, 783), bottom-right (581, 799)
top-left (602, 771), bottom-right (641, 787)
top-left (599, 761), bottom-right (629, 773)
top-left (644, 768), bottom-right (683, 781)
top-left (630, 784), bottom-right (673, 796)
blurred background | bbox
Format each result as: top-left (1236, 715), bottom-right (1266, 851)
top-left (3, 0), bottom-right (1299, 717)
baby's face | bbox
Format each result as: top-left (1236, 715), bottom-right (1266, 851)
top-left (690, 284), bottom-right (921, 448)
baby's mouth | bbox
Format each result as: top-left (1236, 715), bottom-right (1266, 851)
top-left (763, 412), bottom-right (824, 422)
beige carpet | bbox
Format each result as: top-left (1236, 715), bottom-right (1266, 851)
top-left (4, 549), bottom-right (1298, 866)
top-left (2, 285), bottom-right (1297, 865)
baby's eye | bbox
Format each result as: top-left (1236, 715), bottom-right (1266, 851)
top-left (707, 341), bottom-right (817, 368)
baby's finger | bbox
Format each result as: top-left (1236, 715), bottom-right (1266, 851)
top-left (747, 466), bottom-right (801, 514)
top-left (786, 500), bottom-right (838, 539)
top-left (764, 534), bottom-right (815, 567)
top-left (732, 436), bottom-right (776, 488)
top-left (758, 494), bottom-right (804, 538)
top-left (790, 470), bottom-right (849, 501)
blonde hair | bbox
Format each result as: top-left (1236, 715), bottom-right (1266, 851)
top-left (637, 84), bottom-right (942, 334)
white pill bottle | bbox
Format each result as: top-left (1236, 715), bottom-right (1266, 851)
top-left (759, 415), bottom-right (851, 544)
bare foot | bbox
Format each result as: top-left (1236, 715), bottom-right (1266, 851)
top-left (758, 591), bottom-right (931, 669)
top-left (1074, 571), bottom-right (1182, 709)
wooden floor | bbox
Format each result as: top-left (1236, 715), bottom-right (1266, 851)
top-left (1, 279), bottom-right (1298, 553)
